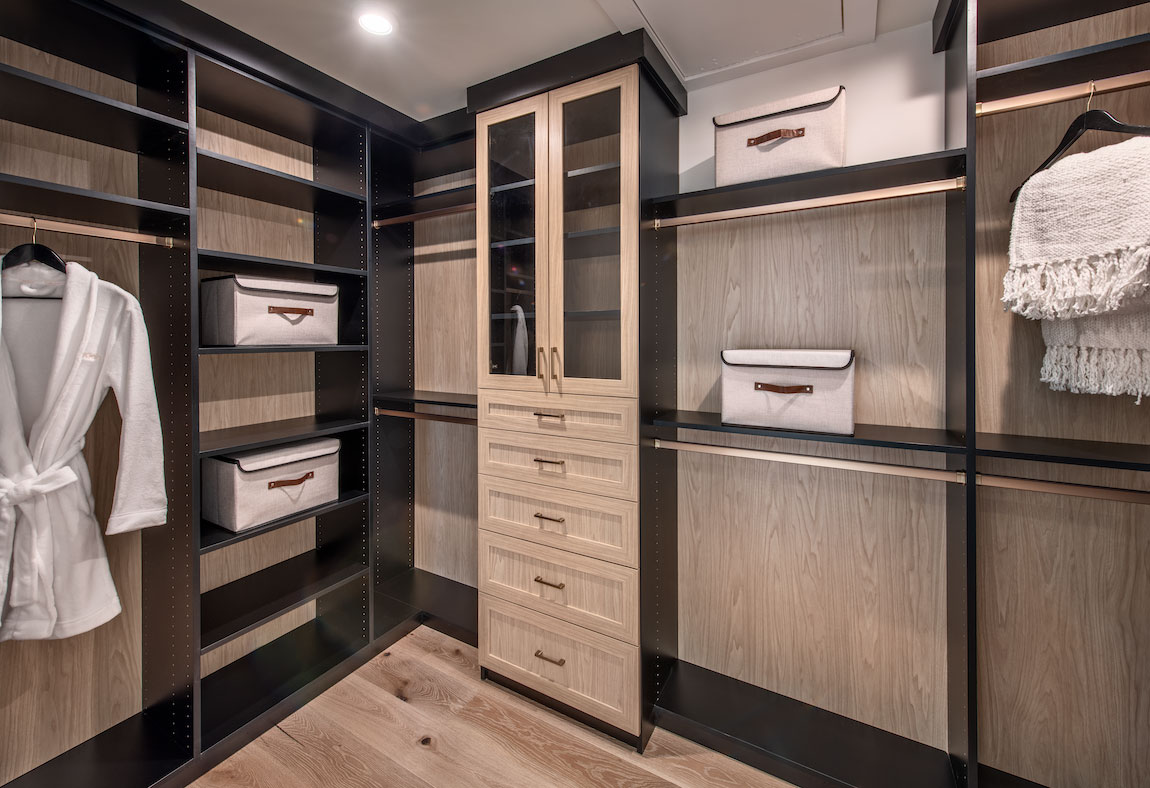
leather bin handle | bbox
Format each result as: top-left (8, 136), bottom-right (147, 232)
top-left (268, 305), bottom-right (314, 316)
top-left (268, 471), bottom-right (314, 489)
top-left (755, 382), bottom-right (814, 394)
top-left (747, 127), bottom-right (805, 147)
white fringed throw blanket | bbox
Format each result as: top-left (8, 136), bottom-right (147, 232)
top-left (1003, 136), bottom-right (1150, 400)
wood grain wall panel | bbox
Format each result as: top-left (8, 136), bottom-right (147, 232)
top-left (412, 208), bottom-right (479, 586)
top-left (675, 432), bottom-right (948, 748)
top-left (977, 5), bottom-right (1150, 69)
top-left (0, 121), bottom-right (139, 198)
top-left (977, 488), bottom-right (1150, 787)
top-left (0, 36), bottom-right (135, 102)
top-left (199, 520), bottom-right (316, 593)
top-left (413, 170), bottom-right (475, 197)
top-left (0, 231), bottom-right (144, 784)
top-left (198, 351), bottom-right (315, 432)
top-left (677, 194), bottom-right (947, 428)
top-left (200, 603), bottom-right (316, 677)
top-left (975, 86), bottom-right (1150, 443)
top-left (197, 188), bottom-right (314, 263)
top-left (197, 109), bottom-right (313, 181)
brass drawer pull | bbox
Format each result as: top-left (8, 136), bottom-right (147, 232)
top-left (533, 411), bottom-right (566, 420)
top-left (534, 575), bottom-right (566, 590)
top-left (534, 649), bottom-right (566, 667)
top-left (268, 305), bottom-right (314, 316)
top-left (534, 512), bottom-right (566, 524)
top-left (268, 471), bottom-right (314, 489)
top-left (533, 457), bottom-right (566, 466)
top-left (755, 382), bottom-right (813, 394)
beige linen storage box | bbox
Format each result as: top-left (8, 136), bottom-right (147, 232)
top-left (200, 275), bottom-right (339, 346)
top-left (201, 438), bottom-right (341, 532)
top-left (713, 85), bottom-right (846, 186)
top-left (720, 349), bottom-right (855, 435)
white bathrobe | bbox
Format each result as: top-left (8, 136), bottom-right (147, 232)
top-left (0, 261), bottom-right (166, 640)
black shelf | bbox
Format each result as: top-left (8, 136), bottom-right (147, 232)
top-left (200, 491), bottom-right (370, 553)
top-left (200, 612), bottom-right (367, 749)
top-left (0, 63), bottom-right (188, 156)
top-left (374, 389), bottom-right (478, 409)
top-left (197, 249), bottom-right (367, 278)
top-left (652, 150), bottom-right (966, 221)
top-left (201, 551), bottom-right (367, 652)
top-left (977, 33), bottom-right (1150, 103)
top-left (198, 416), bottom-right (370, 457)
top-left (491, 178), bottom-right (535, 194)
top-left (650, 410), bottom-right (967, 454)
top-left (372, 184), bottom-right (477, 225)
top-left (566, 226), bottom-right (620, 259)
top-left (199, 344), bottom-right (369, 355)
top-left (976, 432), bottom-right (1150, 472)
top-left (0, 173), bottom-right (190, 234)
top-left (375, 568), bottom-right (478, 646)
top-left (491, 236), bottom-right (536, 249)
top-left (196, 149), bottom-right (366, 211)
top-left (977, 0), bottom-right (1146, 43)
top-left (655, 661), bottom-right (956, 788)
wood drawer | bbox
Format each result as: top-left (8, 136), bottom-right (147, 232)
top-left (477, 390), bottom-right (638, 445)
top-left (479, 595), bottom-right (640, 734)
top-left (479, 531), bottom-right (638, 643)
top-left (478, 476), bottom-right (638, 567)
top-left (478, 428), bottom-right (638, 501)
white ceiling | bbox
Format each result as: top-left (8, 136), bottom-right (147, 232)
top-left (184, 0), bottom-right (936, 121)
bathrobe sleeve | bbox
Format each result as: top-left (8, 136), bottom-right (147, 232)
top-left (102, 298), bottom-right (167, 535)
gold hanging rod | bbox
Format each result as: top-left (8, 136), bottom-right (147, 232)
top-left (0, 212), bottom-right (184, 248)
top-left (374, 407), bottom-right (477, 427)
top-left (976, 69), bottom-right (1150, 117)
top-left (649, 177), bottom-right (965, 230)
top-left (653, 439), bottom-right (1150, 505)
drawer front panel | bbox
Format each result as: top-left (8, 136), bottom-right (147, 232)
top-left (477, 390), bottom-right (638, 445)
top-left (479, 531), bottom-right (638, 643)
top-left (478, 428), bottom-right (637, 501)
top-left (479, 595), bottom-right (640, 734)
top-left (478, 477), bottom-right (638, 567)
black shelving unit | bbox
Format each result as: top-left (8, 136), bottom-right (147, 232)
top-left (200, 491), bottom-right (370, 553)
top-left (0, 173), bottom-right (190, 232)
top-left (375, 389), bottom-right (479, 409)
top-left (976, 33), bottom-right (1150, 102)
top-left (197, 249), bottom-right (368, 277)
top-left (198, 344), bottom-right (369, 354)
top-left (198, 417), bottom-right (370, 457)
top-left (196, 149), bottom-right (366, 208)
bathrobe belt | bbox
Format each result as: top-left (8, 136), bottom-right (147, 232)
top-left (0, 446), bottom-right (83, 623)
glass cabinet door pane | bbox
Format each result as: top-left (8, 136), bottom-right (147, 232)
top-left (487, 112), bottom-right (539, 378)
top-left (560, 88), bottom-right (622, 382)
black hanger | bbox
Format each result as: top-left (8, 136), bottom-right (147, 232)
top-left (1, 219), bottom-right (66, 273)
top-left (1011, 108), bottom-right (1150, 202)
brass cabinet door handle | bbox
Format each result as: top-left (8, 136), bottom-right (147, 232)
top-left (268, 471), bottom-right (314, 489)
top-left (533, 575), bottom-right (565, 590)
top-left (537, 346), bottom-right (548, 392)
top-left (533, 411), bottom-right (565, 420)
top-left (550, 346), bottom-right (560, 381)
top-left (534, 649), bottom-right (566, 667)
top-left (534, 512), bottom-right (566, 524)
top-left (268, 305), bottom-right (314, 316)
top-left (533, 457), bottom-right (565, 466)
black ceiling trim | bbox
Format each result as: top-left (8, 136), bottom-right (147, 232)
top-left (931, 0), bottom-right (965, 53)
top-left (466, 30), bottom-right (687, 117)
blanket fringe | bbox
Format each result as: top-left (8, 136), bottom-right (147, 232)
top-left (1041, 345), bottom-right (1150, 403)
top-left (1004, 244), bottom-right (1150, 320)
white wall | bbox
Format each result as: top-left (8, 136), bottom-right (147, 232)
top-left (678, 22), bottom-right (946, 192)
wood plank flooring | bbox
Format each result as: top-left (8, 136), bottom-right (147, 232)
top-left (192, 626), bottom-right (794, 788)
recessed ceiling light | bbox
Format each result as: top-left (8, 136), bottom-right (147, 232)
top-left (358, 13), bottom-right (393, 35)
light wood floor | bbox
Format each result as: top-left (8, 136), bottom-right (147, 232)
top-left (192, 625), bottom-right (794, 788)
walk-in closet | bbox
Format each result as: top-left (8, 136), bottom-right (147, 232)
top-left (1, 1), bottom-right (1147, 787)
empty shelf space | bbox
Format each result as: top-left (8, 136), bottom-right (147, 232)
top-left (375, 568), bottom-right (478, 646)
top-left (196, 149), bottom-right (366, 211)
top-left (197, 249), bottom-right (367, 278)
top-left (199, 344), bottom-right (368, 355)
top-left (373, 185), bottom-right (477, 226)
top-left (977, 33), bottom-right (1150, 103)
top-left (0, 63), bottom-right (188, 155)
top-left (649, 410), bottom-right (967, 454)
top-left (198, 416), bottom-right (369, 457)
top-left (374, 390), bottom-right (478, 409)
top-left (566, 226), bottom-right (620, 259)
top-left (200, 491), bottom-right (369, 553)
top-left (0, 173), bottom-right (189, 234)
top-left (656, 660), bottom-right (956, 788)
top-left (976, 432), bottom-right (1150, 472)
top-left (200, 551), bottom-right (367, 652)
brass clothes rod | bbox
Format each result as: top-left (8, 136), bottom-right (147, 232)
top-left (649, 177), bottom-right (966, 230)
top-left (976, 70), bottom-right (1150, 117)
top-left (654, 439), bottom-right (1150, 505)
top-left (0, 212), bottom-right (184, 248)
top-left (374, 407), bottom-right (478, 427)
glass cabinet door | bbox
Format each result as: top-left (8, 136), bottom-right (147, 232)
top-left (477, 95), bottom-right (549, 392)
top-left (548, 67), bottom-right (638, 397)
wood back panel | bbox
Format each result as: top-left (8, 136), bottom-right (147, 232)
top-left (977, 5), bottom-right (1150, 69)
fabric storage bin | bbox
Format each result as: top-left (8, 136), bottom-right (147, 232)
top-left (201, 275), bottom-right (339, 346)
top-left (721, 349), bottom-right (855, 435)
top-left (202, 438), bottom-right (340, 531)
top-left (713, 86), bottom-right (846, 186)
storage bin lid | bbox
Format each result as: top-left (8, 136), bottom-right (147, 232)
top-left (713, 85), bottom-right (844, 128)
top-left (224, 437), bottom-right (341, 472)
top-left (211, 275), bottom-right (339, 299)
top-left (721, 349), bottom-right (854, 370)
